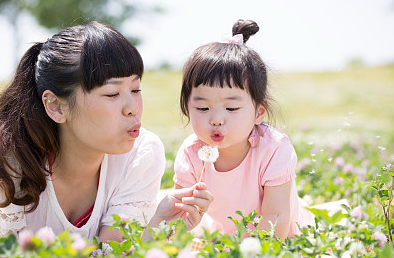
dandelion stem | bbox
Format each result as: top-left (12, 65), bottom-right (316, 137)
top-left (199, 162), bottom-right (206, 183)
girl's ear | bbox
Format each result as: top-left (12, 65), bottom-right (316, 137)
top-left (42, 90), bottom-right (68, 123)
top-left (254, 104), bottom-right (266, 125)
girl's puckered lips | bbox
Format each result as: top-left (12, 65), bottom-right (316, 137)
top-left (128, 124), bottom-right (141, 138)
top-left (210, 130), bottom-right (224, 142)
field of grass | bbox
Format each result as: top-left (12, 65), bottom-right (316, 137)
top-left (1, 64), bottom-right (394, 257)
top-left (141, 64), bottom-right (394, 147)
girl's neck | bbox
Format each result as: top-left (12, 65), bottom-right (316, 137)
top-left (214, 139), bottom-right (251, 172)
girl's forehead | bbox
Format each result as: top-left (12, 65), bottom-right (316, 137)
top-left (191, 84), bottom-right (250, 100)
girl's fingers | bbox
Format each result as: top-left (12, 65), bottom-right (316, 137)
top-left (193, 189), bottom-right (214, 202)
top-left (170, 187), bottom-right (195, 200)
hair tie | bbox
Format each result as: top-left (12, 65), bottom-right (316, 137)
top-left (219, 34), bottom-right (243, 45)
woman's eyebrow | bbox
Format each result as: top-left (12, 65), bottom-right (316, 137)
top-left (104, 75), bottom-right (140, 84)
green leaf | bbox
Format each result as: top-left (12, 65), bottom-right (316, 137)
top-left (121, 240), bottom-right (132, 252)
top-left (108, 240), bottom-right (122, 253)
top-left (0, 234), bottom-right (17, 254)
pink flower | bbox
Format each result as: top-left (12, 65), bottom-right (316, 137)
top-left (361, 160), bottom-right (370, 167)
top-left (334, 157), bottom-right (345, 167)
top-left (384, 164), bottom-right (394, 170)
top-left (334, 177), bottom-right (344, 185)
top-left (343, 163), bottom-right (354, 173)
top-left (36, 227), bottom-right (55, 245)
top-left (350, 206), bottom-right (368, 220)
top-left (71, 233), bottom-right (86, 251)
top-left (344, 189), bottom-right (351, 197)
top-left (177, 249), bottom-right (197, 258)
top-left (298, 179), bottom-right (306, 186)
top-left (18, 230), bottom-right (33, 248)
top-left (119, 213), bottom-right (129, 222)
top-left (145, 248), bottom-right (169, 258)
top-left (372, 231), bottom-right (387, 247)
top-left (297, 158), bottom-right (311, 171)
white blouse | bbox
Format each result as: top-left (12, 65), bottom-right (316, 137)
top-left (0, 128), bottom-right (165, 239)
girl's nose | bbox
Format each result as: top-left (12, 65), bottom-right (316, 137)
top-left (210, 113), bottom-right (224, 126)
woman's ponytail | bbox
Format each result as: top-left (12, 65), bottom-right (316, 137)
top-left (0, 42), bottom-right (57, 211)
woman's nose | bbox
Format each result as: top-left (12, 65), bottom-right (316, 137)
top-left (123, 95), bottom-right (140, 116)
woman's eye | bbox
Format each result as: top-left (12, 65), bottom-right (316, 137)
top-left (105, 93), bottom-right (119, 98)
top-left (227, 108), bottom-right (240, 111)
top-left (132, 89), bottom-right (141, 94)
top-left (196, 107), bottom-right (209, 111)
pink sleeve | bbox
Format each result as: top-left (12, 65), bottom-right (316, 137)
top-left (260, 138), bottom-right (297, 187)
top-left (173, 143), bottom-right (198, 188)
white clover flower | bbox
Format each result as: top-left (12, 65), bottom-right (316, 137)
top-left (239, 237), bottom-right (261, 256)
top-left (348, 242), bottom-right (366, 255)
top-left (198, 145), bottom-right (219, 163)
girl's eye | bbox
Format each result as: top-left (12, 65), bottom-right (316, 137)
top-left (227, 108), bottom-right (240, 111)
top-left (196, 107), bottom-right (209, 111)
top-left (105, 93), bottom-right (119, 98)
top-left (132, 89), bottom-right (141, 94)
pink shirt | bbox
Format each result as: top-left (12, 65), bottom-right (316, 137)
top-left (173, 124), bottom-right (314, 236)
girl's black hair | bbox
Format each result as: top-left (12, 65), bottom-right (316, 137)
top-left (180, 19), bottom-right (272, 122)
top-left (0, 21), bottom-right (143, 211)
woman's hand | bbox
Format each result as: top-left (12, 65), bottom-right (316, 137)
top-left (148, 182), bottom-right (213, 231)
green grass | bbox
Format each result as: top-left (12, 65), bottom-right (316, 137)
top-left (141, 65), bottom-right (394, 147)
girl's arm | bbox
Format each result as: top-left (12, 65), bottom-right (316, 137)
top-left (260, 180), bottom-right (292, 241)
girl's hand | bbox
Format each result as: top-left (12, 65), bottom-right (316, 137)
top-left (150, 182), bottom-right (213, 231)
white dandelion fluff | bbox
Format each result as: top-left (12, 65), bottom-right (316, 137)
top-left (198, 145), bottom-right (219, 182)
top-left (198, 145), bottom-right (219, 163)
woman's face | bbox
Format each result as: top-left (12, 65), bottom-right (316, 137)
top-left (61, 75), bottom-right (143, 156)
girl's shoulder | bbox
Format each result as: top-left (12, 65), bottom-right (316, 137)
top-left (180, 133), bottom-right (205, 154)
top-left (251, 124), bottom-right (291, 147)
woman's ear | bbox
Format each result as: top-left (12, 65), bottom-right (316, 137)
top-left (42, 90), bottom-right (67, 123)
top-left (254, 104), bottom-right (266, 125)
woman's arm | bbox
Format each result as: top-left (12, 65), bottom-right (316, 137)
top-left (260, 180), bottom-right (292, 241)
top-left (98, 226), bottom-right (123, 243)
top-left (142, 182), bottom-right (213, 241)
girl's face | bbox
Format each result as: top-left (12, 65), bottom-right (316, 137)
top-left (61, 75), bottom-right (143, 156)
top-left (188, 84), bottom-right (265, 152)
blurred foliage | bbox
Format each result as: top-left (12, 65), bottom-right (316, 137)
top-left (0, 0), bottom-right (162, 45)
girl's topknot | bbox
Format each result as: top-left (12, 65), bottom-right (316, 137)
top-left (232, 19), bottom-right (259, 43)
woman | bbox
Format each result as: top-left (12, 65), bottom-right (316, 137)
top-left (0, 21), bottom-right (212, 242)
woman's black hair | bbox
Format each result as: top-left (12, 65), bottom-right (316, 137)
top-left (0, 21), bottom-right (143, 211)
top-left (180, 19), bottom-right (272, 122)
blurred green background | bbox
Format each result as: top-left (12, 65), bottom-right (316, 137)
top-left (141, 65), bottom-right (394, 145)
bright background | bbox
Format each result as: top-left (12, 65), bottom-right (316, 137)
top-left (1, 0), bottom-right (394, 80)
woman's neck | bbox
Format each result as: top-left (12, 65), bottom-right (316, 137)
top-left (51, 131), bottom-right (104, 185)
top-left (214, 139), bottom-right (251, 172)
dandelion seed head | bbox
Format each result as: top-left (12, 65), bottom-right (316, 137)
top-left (198, 145), bottom-right (219, 163)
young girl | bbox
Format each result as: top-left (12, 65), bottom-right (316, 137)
top-left (0, 21), bottom-right (213, 242)
top-left (174, 19), bottom-right (314, 239)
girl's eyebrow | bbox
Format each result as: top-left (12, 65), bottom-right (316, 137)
top-left (192, 95), bottom-right (242, 101)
